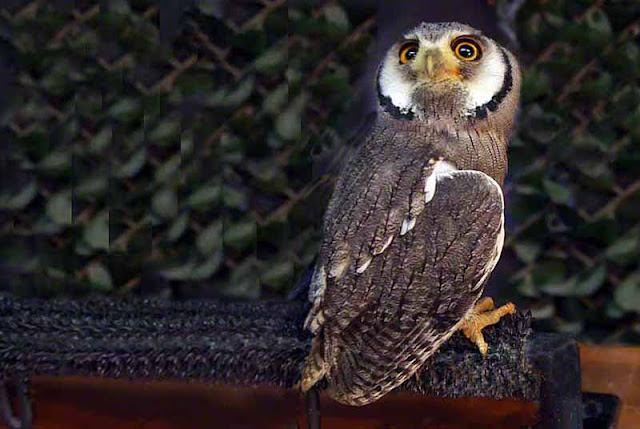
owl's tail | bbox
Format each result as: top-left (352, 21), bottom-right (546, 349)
top-left (326, 318), bottom-right (456, 406)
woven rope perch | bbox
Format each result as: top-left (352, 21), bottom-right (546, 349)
top-left (0, 296), bottom-right (539, 401)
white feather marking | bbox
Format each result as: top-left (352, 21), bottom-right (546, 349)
top-left (308, 265), bottom-right (326, 301)
top-left (308, 309), bottom-right (325, 333)
top-left (356, 257), bottom-right (372, 274)
top-left (329, 258), bottom-right (350, 279)
top-left (464, 47), bottom-right (507, 110)
top-left (424, 173), bottom-right (437, 203)
top-left (400, 217), bottom-right (416, 235)
top-left (374, 235), bottom-right (394, 255)
top-left (434, 160), bottom-right (457, 175)
top-left (379, 59), bottom-right (415, 113)
top-left (425, 160), bottom-right (457, 203)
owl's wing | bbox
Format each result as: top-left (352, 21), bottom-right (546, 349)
top-left (309, 166), bottom-right (505, 405)
top-left (305, 146), bottom-right (457, 332)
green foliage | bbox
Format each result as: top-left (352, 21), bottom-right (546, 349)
top-left (0, 1), bottom-right (638, 342)
top-left (0, 0), bottom-right (371, 300)
top-left (508, 0), bottom-right (640, 342)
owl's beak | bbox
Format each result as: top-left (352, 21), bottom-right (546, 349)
top-left (425, 55), bottom-right (436, 76)
top-left (421, 50), bottom-right (459, 81)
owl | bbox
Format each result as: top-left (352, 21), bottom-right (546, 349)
top-left (300, 22), bottom-right (522, 406)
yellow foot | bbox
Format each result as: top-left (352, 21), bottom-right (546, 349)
top-left (460, 297), bottom-right (516, 356)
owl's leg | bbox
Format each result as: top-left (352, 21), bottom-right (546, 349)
top-left (299, 335), bottom-right (326, 392)
top-left (460, 298), bottom-right (516, 356)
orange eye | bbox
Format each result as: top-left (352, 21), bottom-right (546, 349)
top-left (399, 42), bottom-right (419, 64)
top-left (452, 38), bottom-right (481, 61)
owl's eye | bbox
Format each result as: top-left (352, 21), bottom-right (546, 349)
top-left (452, 38), bottom-right (482, 61)
top-left (399, 42), bottom-right (419, 64)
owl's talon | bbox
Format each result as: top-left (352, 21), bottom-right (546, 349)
top-left (460, 298), bottom-right (516, 356)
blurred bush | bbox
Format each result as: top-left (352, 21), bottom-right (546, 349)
top-left (0, 0), bottom-right (638, 342)
top-left (0, 0), bottom-right (373, 301)
top-left (508, 0), bottom-right (640, 343)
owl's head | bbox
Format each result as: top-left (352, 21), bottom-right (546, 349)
top-left (377, 22), bottom-right (521, 123)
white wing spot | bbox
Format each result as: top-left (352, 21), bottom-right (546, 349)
top-left (400, 217), bottom-right (416, 235)
top-left (424, 173), bottom-right (437, 203)
top-left (309, 264), bottom-right (326, 301)
top-left (374, 235), bottom-right (394, 255)
top-left (329, 258), bottom-right (350, 279)
top-left (308, 309), bottom-right (325, 333)
top-left (356, 257), bottom-right (372, 274)
top-left (425, 160), bottom-right (457, 203)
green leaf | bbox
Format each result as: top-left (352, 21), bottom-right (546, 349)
top-left (222, 186), bottom-right (248, 209)
top-left (605, 301), bottom-right (625, 320)
top-left (605, 235), bottom-right (639, 263)
top-left (614, 271), bottom-right (640, 313)
top-left (223, 221), bottom-right (256, 251)
top-left (513, 241), bottom-right (541, 264)
top-left (46, 191), bottom-right (73, 226)
top-left (574, 264), bottom-right (607, 297)
top-left (522, 67), bottom-right (551, 101)
top-left (0, 181), bottom-right (37, 210)
top-left (254, 44), bottom-right (287, 73)
top-left (187, 185), bottom-right (221, 209)
top-left (556, 320), bottom-right (583, 335)
top-left (84, 211), bottom-right (110, 251)
top-left (190, 251), bottom-right (224, 280)
top-left (115, 149), bottom-right (146, 179)
top-left (541, 277), bottom-right (577, 296)
top-left (276, 93), bottom-right (306, 140)
top-left (33, 215), bottom-right (63, 234)
top-left (152, 188), bottom-right (178, 219)
top-left (154, 155), bottom-right (180, 183)
top-left (89, 127), bottom-right (111, 153)
top-left (108, 0), bottom-right (131, 14)
top-left (196, 0), bottom-right (224, 18)
top-left (167, 212), bottom-right (190, 242)
top-left (196, 221), bottom-right (223, 254)
top-left (533, 261), bottom-right (572, 296)
top-left (39, 150), bottom-right (71, 171)
top-left (160, 261), bottom-right (196, 280)
top-left (543, 179), bottom-right (573, 205)
top-left (109, 97), bottom-right (141, 122)
top-left (46, 267), bottom-right (69, 281)
top-left (585, 8), bottom-right (612, 41)
top-left (87, 262), bottom-right (113, 291)
top-left (205, 77), bottom-right (255, 108)
top-left (516, 276), bottom-right (540, 298)
top-left (262, 83), bottom-right (288, 114)
top-left (323, 4), bottom-right (350, 33)
top-left (76, 175), bottom-right (108, 198)
top-left (260, 260), bottom-right (293, 290)
top-left (227, 258), bottom-right (260, 299)
top-left (522, 105), bottom-right (562, 143)
top-left (149, 118), bottom-right (180, 143)
top-left (530, 303), bottom-right (555, 319)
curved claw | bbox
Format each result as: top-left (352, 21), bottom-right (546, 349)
top-left (460, 298), bottom-right (516, 356)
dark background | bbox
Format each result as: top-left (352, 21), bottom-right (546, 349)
top-left (0, 0), bottom-right (638, 344)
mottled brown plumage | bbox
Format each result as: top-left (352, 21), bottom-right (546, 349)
top-left (301, 22), bottom-right (522, 405)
